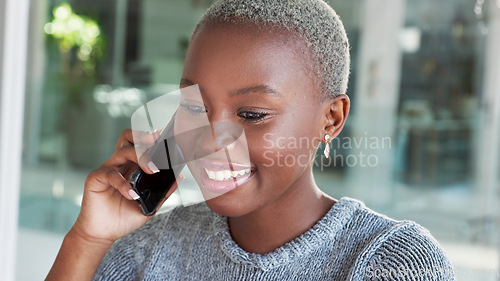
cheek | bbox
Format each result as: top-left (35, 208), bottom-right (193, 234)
top-left (246, 124), bottom-right (319, 173)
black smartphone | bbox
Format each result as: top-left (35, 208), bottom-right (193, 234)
top-left (128, 115), bottom-right (185, 216)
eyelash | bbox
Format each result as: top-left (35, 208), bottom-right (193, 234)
top-left (237, 110), bottom-right (270, 123)
top-left (179, 103), bottom-right (207, 116)
top-left (179, 103), bottom-right (270, 123)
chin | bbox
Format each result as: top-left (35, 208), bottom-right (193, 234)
top-left (204, 193), bottom-right (257, 218)
top-left (199, 165), bottom-right (262, 217)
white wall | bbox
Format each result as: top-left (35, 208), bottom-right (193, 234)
top-left (475, 0), bottom-right (500, 217)
top-left (0, 0), bottom-right (30, 280)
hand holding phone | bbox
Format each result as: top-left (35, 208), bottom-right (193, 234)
top-left (129, 115), bottom-right (185, 216)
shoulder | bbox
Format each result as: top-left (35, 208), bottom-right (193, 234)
top-left (342, 199), bottom-right (455, 280)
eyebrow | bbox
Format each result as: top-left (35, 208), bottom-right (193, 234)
top-left (229, 85), bottom-right (281, 98)
top-left (180, 78), bottom-right (281, 98)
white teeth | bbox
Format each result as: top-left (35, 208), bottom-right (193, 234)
top-left (215, 171), bottom-right (224, 181)
top-left (205, 168), bottom-right (252, 181)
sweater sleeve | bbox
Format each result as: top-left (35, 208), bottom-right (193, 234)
top-left (92, 209), bottom-right (175, 281)
top-left (351, 221), bottom-right (456, 281)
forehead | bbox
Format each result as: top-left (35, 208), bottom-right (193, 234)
top-left (182, 23), bottom-right (317, 96)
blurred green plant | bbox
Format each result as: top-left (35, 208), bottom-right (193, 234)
top-left (44, 3), bottom-right (106, 104)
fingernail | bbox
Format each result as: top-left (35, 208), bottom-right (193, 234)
top-left (148, 162), bottom-right (160, 173)
top-left (129, 189), bottom-right (140, 200)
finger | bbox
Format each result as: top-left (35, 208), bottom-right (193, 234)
top-left (132, 131), bottom-right (162, 164)
top-left (104, 146), bottom-right (159, 175)
top-left (86, 169), bottom-right (136, 200)
top-left (121, 162), bottom-right (139, 179)
top-left (103, 146), bottom-right (137, 167)
top-left (115, 129), bottom-right (134, 151)
top-left (115, 129), bottom-right (161, 173)
top-left (116, 129), bottom-right (161, 151)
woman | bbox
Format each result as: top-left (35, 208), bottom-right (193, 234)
top-left (47, 0), bottom-right (455, 280)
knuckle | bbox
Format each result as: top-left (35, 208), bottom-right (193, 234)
top-left (86, 169), bottom-right (102, 181)
top-left (124, 147), bottom-right (139, 161)
top-left (116, 143), bottom-right (135, 155)
top-left (114, 146), bottom-right (131, 159)
top-left (106, 169), bottom-right (118, 180)
top-left (121, 145), bottom-right (135, 154)
top-left (121, 129), bottom-right (132, 137)
top-left (119, 179), bottom-right (130, 190)
top-left (114, 149), bottom-right (133, 164)
top-left (118, 129), bottom-right (133, 144)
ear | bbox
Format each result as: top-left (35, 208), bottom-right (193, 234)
top-left (321, 94), bottom-right (350, 140)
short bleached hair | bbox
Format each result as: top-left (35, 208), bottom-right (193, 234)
top-left (192, 0), bottom-right (350, 99)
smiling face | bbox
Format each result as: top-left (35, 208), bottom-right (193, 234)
top-left (178, 23), bottom-right (334, 217)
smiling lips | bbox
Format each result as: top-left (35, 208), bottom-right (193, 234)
top-left (204, 167), bottom-right (252, 181)
top-left (196, 159), bottom-right (255, 194)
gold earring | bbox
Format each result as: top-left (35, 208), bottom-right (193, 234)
top-left (324, 135), bottom-right (331, 158)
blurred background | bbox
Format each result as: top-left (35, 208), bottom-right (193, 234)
top-left (0, 0), bottom-right (499, 280)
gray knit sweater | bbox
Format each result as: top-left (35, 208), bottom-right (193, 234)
top-left (93, 197), bottom-right (455, 280)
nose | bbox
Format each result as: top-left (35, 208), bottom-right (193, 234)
top-left (197, 121), bottom-right (243, 154)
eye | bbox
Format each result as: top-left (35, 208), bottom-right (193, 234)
top-left (237, 110), bottom-right (270, 123)
top-left (179, 102), bottom-right (207, 116)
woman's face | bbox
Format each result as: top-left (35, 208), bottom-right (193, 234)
top-left (177, 24), bottom-right (328, 217)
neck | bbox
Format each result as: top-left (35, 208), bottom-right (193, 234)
top-left (227, 171), bottom-right (335, 254)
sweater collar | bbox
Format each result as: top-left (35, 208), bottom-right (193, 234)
top-left (212, 197), bottom-right (363, 271)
